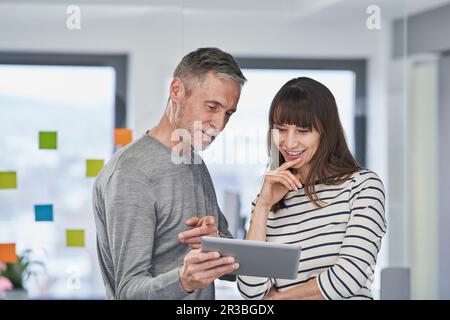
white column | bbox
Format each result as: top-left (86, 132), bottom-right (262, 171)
top-left (438, 54), bottom-right (450, 299)
top-left (409, 60), bottom-right (439, 299)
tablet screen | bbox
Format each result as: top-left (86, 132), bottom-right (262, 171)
top-left (201, 236), bottom-right (301, 279)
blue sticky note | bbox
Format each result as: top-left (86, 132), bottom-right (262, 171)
top-left (35, 204), bottom-right (53, 222)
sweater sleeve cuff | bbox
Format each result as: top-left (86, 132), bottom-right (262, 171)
top-left (237, 275), bottom-right (271, 300)
top-left (316, 273), bottom-right (332, 300)
top-left (160, 267), bottom-right (193, 299)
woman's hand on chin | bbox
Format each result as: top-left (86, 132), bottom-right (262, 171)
top-left (258, 157), bottom-right (303, 208)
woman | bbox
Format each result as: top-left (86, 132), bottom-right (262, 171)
top-left (237, 77), bottom-right (386, 300)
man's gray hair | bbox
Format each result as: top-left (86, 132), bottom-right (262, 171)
top-left (173, 47), bottom-right (247, 93)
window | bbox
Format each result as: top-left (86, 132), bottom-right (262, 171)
top-left (0, 53), bottom-right (127, 298)
top-left (203, 60), bottom-right (365, 238)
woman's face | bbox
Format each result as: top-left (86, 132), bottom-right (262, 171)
top-left (272, 123), bottom-right (321, 172)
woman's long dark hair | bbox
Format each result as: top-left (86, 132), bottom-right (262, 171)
top-left (267, 77), bottom-right (360, 211)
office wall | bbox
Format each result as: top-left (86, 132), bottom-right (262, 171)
top-left (391, 3), bottom-right (450, 299)
top-left (407, 4), bottom-right (450, 55)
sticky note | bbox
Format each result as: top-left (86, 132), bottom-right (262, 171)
top-left (39, 131), bottom-right (57, 149)
top-left (66, 230), bottom-right (85, 247)
top-left (86, 159), bottom-right (104, 177)
top-left (35, 204), bottom-right (53, 222)
top-left (0, 243), bottom-right (17, 263)
top-left (0, 171), bottom-right (17, 189)
top-left (114, 128), bottom-right (132, 146)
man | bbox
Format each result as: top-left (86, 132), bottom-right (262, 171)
top-left (92, 47), bottom-right (247, 299)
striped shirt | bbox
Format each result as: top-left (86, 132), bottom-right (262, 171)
top-left (237, 169), bottom-right (386, 300)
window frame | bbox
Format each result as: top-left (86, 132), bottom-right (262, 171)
top-left (0, 52), bottom-right (128, 130)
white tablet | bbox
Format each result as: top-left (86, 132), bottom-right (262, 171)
top-left (201, 236), bottom-right (301, 280)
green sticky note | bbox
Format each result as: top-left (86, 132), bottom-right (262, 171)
top-left (86, 159), bottom-right (104, 177)
top-left (66, 229), bottom-right (85, 247)
top-left (39, 131), bottom-right (57, 149)
top-left (0, 172), bottom-right (17, 189)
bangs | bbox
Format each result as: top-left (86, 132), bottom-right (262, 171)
top-left (270, 87), bottom-right (317, 131)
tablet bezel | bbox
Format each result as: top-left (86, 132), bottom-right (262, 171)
top-left (201, 236), bottom-right (301, 280)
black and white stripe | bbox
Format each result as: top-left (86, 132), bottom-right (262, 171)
top-left (237, 170), bottom-right (386, 300)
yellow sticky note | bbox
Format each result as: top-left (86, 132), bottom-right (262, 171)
top-left (114, 128), bottom-right (132, 146)
top-left (0, 243), bottom-right (17, 263)
top-left (0, 171), bottom-right (17, 189)
top-left (86, 160), bottom-right (104, 177)
top-left (66, 230), bottom-right (85, 247)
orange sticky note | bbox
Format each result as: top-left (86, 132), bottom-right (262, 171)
top-left (0, 243), bottom-right (17, 263)
top-left (114, 128), bottom-right (132, 146)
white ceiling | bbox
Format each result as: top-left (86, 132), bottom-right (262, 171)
top-left (0, 0), bottom-right (338, 14)
top-left (0, 0), bottom-right (448, 20)
top-left (309, 0), bottom-right (450, 20)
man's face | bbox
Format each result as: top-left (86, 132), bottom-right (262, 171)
top-left (171, 71), bottom-right (241, 150)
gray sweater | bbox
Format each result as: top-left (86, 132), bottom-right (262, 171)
top-left (92, 134), bottom-right (232, 300)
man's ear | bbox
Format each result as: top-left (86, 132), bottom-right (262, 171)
top-left (169, 77), bottom-right (186, 103)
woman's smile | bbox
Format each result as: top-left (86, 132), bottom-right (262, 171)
top-left (282, 149), bottom-right (306, 160)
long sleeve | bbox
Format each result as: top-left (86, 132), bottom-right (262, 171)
top-left (237, 275), bottom-right (273, 300)
top-left (316, 172), bottom-right (386, 300)
top-left (104, 167), bottom-right (189, 300)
